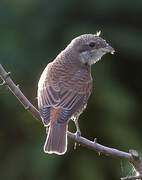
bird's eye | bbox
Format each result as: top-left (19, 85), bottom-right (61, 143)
top-left (89, 42), bottom-right (95, 48)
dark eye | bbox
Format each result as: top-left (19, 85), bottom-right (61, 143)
top-left (89, 42), bottom-right (95, 48)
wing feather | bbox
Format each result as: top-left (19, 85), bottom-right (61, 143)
top-left (40, 106), bottom-right (50, 125)
top-left (38, 85), bottom-right (91, 124)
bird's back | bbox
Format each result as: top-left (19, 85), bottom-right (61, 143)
top-left (38, 53), bottom-right (93, 124)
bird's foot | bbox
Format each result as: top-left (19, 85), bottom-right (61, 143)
top-left (74, 130), bottom-right (81, 150)
top-left (75, 130), bottom-right (81, 140)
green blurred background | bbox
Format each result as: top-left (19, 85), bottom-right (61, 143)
top-left (0, 0), bottom-right (142, 179)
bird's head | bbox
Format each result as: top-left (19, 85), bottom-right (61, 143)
top-left (68, 32), bottom-right (115, 65)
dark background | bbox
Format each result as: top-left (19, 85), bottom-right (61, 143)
top-left (0, 0), bottom-right (142, 179)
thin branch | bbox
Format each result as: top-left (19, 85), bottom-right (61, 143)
top-left (0, 64), bottom-right (41, 122)
top-left (0, 63), bottom-right (142, 180)
top-left (121, 176), bottom-right (142, 180)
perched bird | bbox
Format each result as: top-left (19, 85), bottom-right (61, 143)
top-left (38, 32), bottom-right (114, 155)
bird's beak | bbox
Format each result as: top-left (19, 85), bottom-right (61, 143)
top-left (101, 45), bottom-right (115, 54)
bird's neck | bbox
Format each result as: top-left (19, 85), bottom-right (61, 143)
top-left (56, 48), bottom-right (91, 73)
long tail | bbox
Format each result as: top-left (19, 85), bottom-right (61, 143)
top-left (44, 122), bottom-right (68, 155)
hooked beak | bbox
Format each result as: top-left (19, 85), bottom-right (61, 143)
top-left (101, 45), bottom-right (115, 54)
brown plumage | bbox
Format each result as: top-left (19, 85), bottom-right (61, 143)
top-left (38, 33), bottom-right (114, 155)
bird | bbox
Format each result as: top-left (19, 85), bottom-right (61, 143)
top-left (37, 32), bottom-right (114, 155)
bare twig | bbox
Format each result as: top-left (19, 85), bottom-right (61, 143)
top-left (121, 176), bottom-right (142, 180)
top-left (0, 64), bottom-right (41, 122)
top-left (0, 63), bottom-right (142, 180)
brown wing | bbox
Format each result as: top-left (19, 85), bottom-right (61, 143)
top-left (38, 63), bottom-right (92, 126)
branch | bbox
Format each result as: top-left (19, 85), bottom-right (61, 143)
top-left (0, 64), bottom-right (41, 122)
top-left (0, 64), bottom-right (142, 180)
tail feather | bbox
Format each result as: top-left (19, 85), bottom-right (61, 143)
top-left (44, 122), bottom-right (68, 155)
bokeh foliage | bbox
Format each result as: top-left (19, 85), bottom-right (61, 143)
top-left (0, 0), bottom-right (142, 179)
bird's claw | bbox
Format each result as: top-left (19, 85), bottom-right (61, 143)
top-left (74, 130), bottom-right (81, 150)
top-left (75, 130), bottom-right (81, 140)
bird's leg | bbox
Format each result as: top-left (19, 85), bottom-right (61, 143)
top-left (74, 117), bottom-right (81, 138)
top-left (73, 117), bottom-right (81, 150)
